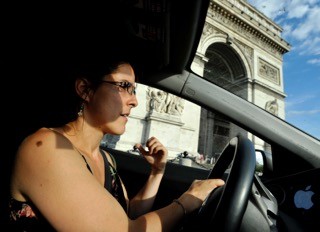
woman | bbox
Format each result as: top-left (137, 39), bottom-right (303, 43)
top-left (9, 58), bottom-right (225, 231)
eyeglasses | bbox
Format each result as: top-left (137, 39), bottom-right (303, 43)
top-left (100, 81), bottom-right (137, 95)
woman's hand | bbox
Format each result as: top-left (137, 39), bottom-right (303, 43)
top-left (134, 137), bottom-right (168, 174)
top-left (179, 178), bottom-right (225, 213)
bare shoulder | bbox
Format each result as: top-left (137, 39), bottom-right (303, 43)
top-left (16, 127), bottom-right (79, 167)
top-left (19, 127), bottom-right (72, 152)
top-left (12, 127), bottom-right (82, 197)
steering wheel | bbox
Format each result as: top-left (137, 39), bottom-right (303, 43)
top-left (187, 134), bottom-right (256, 232)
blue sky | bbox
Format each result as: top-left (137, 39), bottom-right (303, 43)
top-left (248, 0), bottom-right (320, 139)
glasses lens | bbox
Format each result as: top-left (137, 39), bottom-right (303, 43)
top-left (124, 82), bottom-right (136, 95)
top-left (101, 81), bottom-right (136, 95)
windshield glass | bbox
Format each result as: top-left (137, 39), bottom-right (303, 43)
top-left (191, 0), bottom-right (319, 140)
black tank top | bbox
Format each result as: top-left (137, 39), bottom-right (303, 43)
top-left (82, 149), bottom-right (127, 212)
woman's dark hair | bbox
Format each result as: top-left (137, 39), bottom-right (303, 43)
top-left (72, 57), bottom-right (135, 88)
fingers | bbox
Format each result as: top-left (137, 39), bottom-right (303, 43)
top-left (203, 178), bottom-right (225, 188)
top-left (190, 178), bottom-right (225, 196)
top-left (146, 137), bottom-right (163, 154)
top-left (198, 178), bottom-right (225, 188)
top-left (134, 137), bottom-right (167, 156)
top-left (213, 178), bottom-right (225, 187)
top-left (133, 143), bottom-right (145, 156)
top-left (193, 178), bottom-right (225, 186)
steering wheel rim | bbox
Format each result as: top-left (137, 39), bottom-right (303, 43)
top-left (197, 134), bottom-right (256, 232)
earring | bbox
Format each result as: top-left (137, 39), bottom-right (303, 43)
top-left (78, 102), bottom-right (84, 117)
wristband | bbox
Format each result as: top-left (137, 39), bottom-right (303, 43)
top-left (173, 199), bottom-right (187, 217)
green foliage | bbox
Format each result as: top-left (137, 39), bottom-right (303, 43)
top-left (255, 163), bottom-right (263, 173)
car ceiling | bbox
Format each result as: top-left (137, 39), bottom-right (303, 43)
top-left (6, 0), bottom-right (210, 83)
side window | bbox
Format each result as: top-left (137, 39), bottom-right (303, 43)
top-left (101, 83), bottom-right (266, 173)
top-left (255, 150), bottom-right (264, 176)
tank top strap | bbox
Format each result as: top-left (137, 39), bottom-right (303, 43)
top-left (100, 149), bottom-right (127, 213)
top-left (100, 148), bottom-right (112, 191)
top-left (47, 128), bottom-right (92, 173)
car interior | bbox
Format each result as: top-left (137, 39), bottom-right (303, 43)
top-left (2, 0), bottom-right (320, 231)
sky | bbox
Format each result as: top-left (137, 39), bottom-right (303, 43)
top-left (247, 0), bottom-right (320, 140)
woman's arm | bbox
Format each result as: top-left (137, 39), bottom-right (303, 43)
top-left (128, 169), bottom-right (164, 219)
top-left (129, 137), bottom-right (168, 218)
top-left (132, 178), bottom-right (225, 232)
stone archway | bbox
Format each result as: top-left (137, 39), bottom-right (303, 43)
top-left (204, 42), bottom-right (247, 98)
top-left (198, 42), bottom-right (248, 157)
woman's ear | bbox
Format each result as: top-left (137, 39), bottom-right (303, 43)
top-left (75, 78), bottom-right (90, 101)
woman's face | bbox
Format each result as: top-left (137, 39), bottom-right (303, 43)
top-left (87, 63), bottom-right (138, 135)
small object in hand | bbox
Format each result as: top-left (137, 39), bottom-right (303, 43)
top-left (183, 151), bottom-right (188, 158)
top-left (133, 145), bottom-right (142, 155)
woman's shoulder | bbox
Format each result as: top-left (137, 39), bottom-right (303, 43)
top-left (11, 127), bottom-right (80, 201)
top-left (16, 127), bottom-right (76, 166)
top-left (20, 127), bottom-right (71, 150)
top-left (28, 127), bottom-right (67, 140)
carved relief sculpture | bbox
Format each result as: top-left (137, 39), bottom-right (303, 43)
top-left (265, 98), bottom-right (279, 116)
top-left (147, 87), bottom-right (185, 116)
top-left (258, 58), bottom-right (280, 85)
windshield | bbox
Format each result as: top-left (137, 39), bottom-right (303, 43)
top-left (191, 0), bottom-right (319, 140)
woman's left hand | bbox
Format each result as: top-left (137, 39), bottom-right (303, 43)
top-left (134, 137), bottom-right (168, 174)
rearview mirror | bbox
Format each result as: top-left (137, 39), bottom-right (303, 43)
top-left (255, 149), bottom-right (273, 177)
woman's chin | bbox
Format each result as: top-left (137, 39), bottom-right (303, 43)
top-left (113, 129), bottom-right (125, 135)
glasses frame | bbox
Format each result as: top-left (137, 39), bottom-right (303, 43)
top-left (100, 81), bottom-right (137, 95)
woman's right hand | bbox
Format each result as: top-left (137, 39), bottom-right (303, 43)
top-left (178, 179), bottom-right (225, 213)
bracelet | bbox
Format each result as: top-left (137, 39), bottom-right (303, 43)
top-left (173, 199), bottom-right (187, 217)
